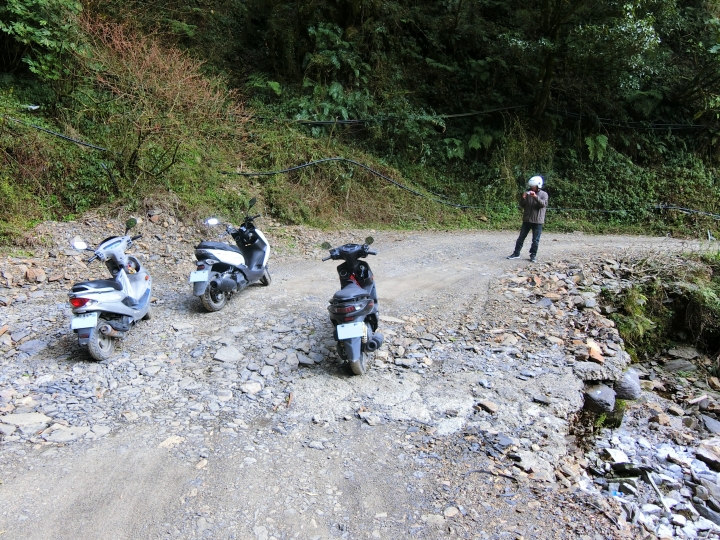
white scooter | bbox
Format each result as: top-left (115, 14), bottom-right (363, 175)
top-left (69, 218), bottom-right (152, 361)
top-left (190, 197), bottom-right (271, 312)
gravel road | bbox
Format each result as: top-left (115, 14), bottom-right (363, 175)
top-left (0, 221), bottom-right (686, 539)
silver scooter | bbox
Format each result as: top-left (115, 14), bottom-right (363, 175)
top-left (68, 218), bottom-right (152, 361)
top-left (190, 198), bottom-right (271, 312)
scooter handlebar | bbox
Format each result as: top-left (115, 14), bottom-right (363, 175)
top-left (88, 255), bottom-right (98, 263)
top-left (367, 250), bottom-right (377, 255)
top-left (322, 255), bottom-right (332, 261)
top-left (131, 234), bottom-right (143, 241)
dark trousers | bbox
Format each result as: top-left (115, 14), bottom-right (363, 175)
top-left (513, 222), bottom-right (543, 257)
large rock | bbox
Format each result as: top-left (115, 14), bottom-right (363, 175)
top-left (584, 384), bottom-right (616, 413)
top-left (240, 382), bottom-right (262, 395)
top-left (663, 359), bottom-right (697, 373)
top-left (696, 445), bottom-right (720, 471)
top-left (514, 451), bottom-right (554, 480)
top-left (214, 346), bottom-right (242, 363)
top-left (573, 350), bottom-right (631, 382)
top-left (703, 415), bottom-right (720, 435)
top-left (17, 339), bottom-right (48, 355)
top-left (614, 368), bottom-right (642, 400)
top-left (668, 346), bottom-right (700, 360)
top-left (695, 501), bottom-right (720, 526)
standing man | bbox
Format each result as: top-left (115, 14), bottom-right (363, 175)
top-left (506, 175), bottom-right (548, 263)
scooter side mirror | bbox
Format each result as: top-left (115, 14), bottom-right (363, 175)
top-left (206, 218), bottom-right (220, 226)
top-left (364, 236), bottom-right (374, 245)
top-left (125, 218), bottom-right (137, 232)
top-left (248, 197), bottom-right (257, 209)
top-left (321, 242), bottom-right (331, 249)
top-left (72, 238), bottom-right (88, 251)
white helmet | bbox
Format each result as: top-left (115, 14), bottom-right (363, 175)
top-left (528, 175), bottom-right (543, 189)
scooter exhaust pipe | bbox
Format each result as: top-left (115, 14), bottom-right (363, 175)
top-left (99, 324), bottom-right (124, 338)
top-left (365, 333), bottom-right (384, 352)
top-left (210, 277), bottom-right (237, 292)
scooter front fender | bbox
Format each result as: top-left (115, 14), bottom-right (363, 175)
top-left (341, 337), bottom-right (362, 362)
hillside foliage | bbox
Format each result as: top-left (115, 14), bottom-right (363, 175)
top-left (0, 0), bottom-right (719, 240)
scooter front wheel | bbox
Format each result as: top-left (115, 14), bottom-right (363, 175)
top-left (260, 268), bottom-right (272, 286)
top-left (87, 320), bottom-right (116, 361)
top-left (201, 287), bottom-right (228, 312)
top-left (349, 351), bottom-right (369, 375)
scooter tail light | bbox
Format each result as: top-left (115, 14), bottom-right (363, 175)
top-left (70, 297), bottom-right (91, 308)
top-left (332, 305), bottom-right (357, 314)
top-left (196, 264), bottom-right (205, 270)
top-left (329, 298), bottom-right (371, 315)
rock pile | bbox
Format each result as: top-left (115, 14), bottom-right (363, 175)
top-left (489, 256), bottom-right (720, 539)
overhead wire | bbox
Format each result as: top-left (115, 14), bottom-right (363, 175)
top-left (1, 115), bottom-right (114, 153)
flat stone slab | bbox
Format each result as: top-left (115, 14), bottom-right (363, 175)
top-left (44, 426), bottom-right (90, 443)
top-left (214, 346), bottom-right (242, 363)
top-left (668, 346), bottom-right (700, 360)
top-left (1, 412), bottom-right (52, 426)
top-left (17, 339), bottom-right (48, 355)
top-left (663, 359), bottom-right (697, 373)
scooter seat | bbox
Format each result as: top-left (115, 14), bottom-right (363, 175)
top-left (196, 241), bottom-right (242, 254)
top-left (332, 283), bottom-right (369, 302)
top-left (72, 279), bottom-right (122, 292)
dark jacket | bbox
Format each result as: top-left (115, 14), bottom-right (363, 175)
top-left (519, 189), bottom-right (548, 224)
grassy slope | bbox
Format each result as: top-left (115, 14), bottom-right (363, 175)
top-left (1, 44), bottom-right (719, 243)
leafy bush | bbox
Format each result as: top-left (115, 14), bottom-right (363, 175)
top-left (0, 0), bottom-right (82, 80)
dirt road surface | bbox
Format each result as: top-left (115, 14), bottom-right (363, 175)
top-left (0, 228), bottom-right (684, 539)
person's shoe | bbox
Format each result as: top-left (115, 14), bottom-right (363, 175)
top-left (506, 254), bottom-right (520, 260)
top-left (530, 256), bottom-right (537, 263)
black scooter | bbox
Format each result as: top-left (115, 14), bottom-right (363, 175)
top-left (321, 238), bottom-right (384, 375)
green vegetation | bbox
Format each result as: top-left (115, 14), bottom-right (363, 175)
top-left (594, 399), bottom-right (627, 429)
top-left (603, 250), bottom-right (720, 360)
top-left (1, 0), bottom-right (720, 241)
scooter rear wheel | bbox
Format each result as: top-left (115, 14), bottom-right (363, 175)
top-left (87, 320), bottom-right (115, 361)
top-left (201, 287), bottom-right (227, 312)
top-left (349, 351), bottom-right (369, 375)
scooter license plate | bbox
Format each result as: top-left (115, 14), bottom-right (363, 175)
top-left (71, 312), bottom-right (98, 330)
top-left (336, 322), bottom-right (365, 340)
top-left (189, 270), bottom-right (210, 283)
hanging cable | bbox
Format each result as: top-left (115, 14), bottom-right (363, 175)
top-left (1, 115), bottom-right (114, 152)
